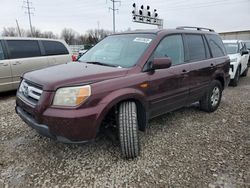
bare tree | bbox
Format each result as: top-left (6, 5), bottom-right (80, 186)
top-left (61, 28), bottom-right (77, 44)
top-left (86, 29), bottom-right (112, 44)
top-left (42, 31), bottom-right (57, 39)
top-left (2, 27), bottom-right (18, 37)
top-left (98, 29), bottom-right (112, 40)
top-left (26, 27), bottom-right (43, 37)
top-left (78, 34), bottom-right (87, 44)
top-left (1, 27), bottom-right (111, 44)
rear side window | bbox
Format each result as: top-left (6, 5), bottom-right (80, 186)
top-left (185, 34), bottom-right (206, 61)
top-left (7, 40), bottom-right (41, 59)
top-left (42, 41), bottom-right (69, 56)
top-left (0, 41), bottom-right (5, 60)
top-left (154, 35), bottom-right (184, 66)
top-left (206, 34), bottom-right (226, 58)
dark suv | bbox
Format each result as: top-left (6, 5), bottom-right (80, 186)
top-left (16, 27), bottom-right (230, 158)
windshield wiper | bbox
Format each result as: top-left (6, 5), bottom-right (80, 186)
top-left (84, 61), bottom-right (118, 67)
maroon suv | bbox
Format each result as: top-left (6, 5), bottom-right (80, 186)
top-left (16, 27), bottom-right (230, 158)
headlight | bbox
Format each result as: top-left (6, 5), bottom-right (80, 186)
top-left (230, 58), bottom-right (237, 63)
top-left (53, 85), bottom-right (91, 106)
top-left (18, 80), bottom-right (24, 92)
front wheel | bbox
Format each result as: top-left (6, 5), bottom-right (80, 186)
top-left (200, 80), bottom-right (222, 112)
top-left (241, 67), bottom-right (248, 77)
top-left (118, 101), bottom-right (140, 159)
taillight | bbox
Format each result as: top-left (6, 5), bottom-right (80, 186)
top-left (72, 55), bottom-right (77, 61)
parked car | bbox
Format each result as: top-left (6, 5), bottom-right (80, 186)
top-left (16, 27), bottom-right (230, 159)
top-left (77, 44), bottom-right (94, 59)
top-left (223, 40), bottom-right (249, 86)
top-left (243, 40), bottom-right (250, 67)
top-left (69, 45), bottom-right (84, 62)
top-left (0, 37), bottom-right (72, 92)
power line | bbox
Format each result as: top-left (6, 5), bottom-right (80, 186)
top-left (163, 0), bottom-right (249, 10)
top-left (31, 0), bottom-right (249, 19)
top-left (23, 0), bottom-right (35, 36)
top-left (108, 0), bottom-right (121, 33)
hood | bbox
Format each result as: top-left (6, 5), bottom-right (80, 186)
top-left (24, 62), bottom-right (128, 91)
top-left (228, 54), bottom-right (240, 62)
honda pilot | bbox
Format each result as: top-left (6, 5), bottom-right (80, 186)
top-left (16, 27), bottom-right (230, 159)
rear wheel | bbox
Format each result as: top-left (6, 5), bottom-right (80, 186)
top-left (230, 67), bottom-right (240, 86)
top-left (200, 80), bottom-right (222, 112)
top-left (118, 101), bottom-right (140, 159)
top-left (241, 67), bottom-right (248, 77)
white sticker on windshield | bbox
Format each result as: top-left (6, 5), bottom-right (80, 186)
top-left (133, 37), bottom-right (152, 44)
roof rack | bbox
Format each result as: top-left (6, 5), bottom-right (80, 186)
top-left (176, 26), bottom-right (215, 32)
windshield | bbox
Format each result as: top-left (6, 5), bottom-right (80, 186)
top-left (245, 42), bottom-right (250, 49)
top-left (224, 43), bottom-right (239, 54)
top-left (78, 34), bottom-right (155, 68)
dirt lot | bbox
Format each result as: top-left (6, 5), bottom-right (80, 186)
top-left (0, 75), bottom-right (250, 188)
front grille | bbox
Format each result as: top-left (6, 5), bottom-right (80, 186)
top-left (19, 80), bottom-right (43, 104)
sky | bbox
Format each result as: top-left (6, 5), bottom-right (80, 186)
top-left (0, 0), bottom-right (250, 35)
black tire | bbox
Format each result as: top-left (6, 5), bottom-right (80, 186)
top-left (241, 67), bottom-right (248, 77)
top-left (230, 67), bottom-right (240, 87)
top-left (200, 80), bottom-right (222, 112)
top-left (118, 101), bottom-right (140, 159)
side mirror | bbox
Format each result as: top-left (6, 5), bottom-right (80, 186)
top-left (152, 57), bottom-right (172, 70)
top-left (241, 50), bottom-right (249, 56)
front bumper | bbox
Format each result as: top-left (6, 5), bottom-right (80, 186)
top-left (16, 93), bottom-right (105, 143)
top-left (16, 106), bottom-right (95, 143)
top-left (16, 106), bottom-right (56, 140)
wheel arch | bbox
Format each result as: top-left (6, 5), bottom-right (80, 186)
top-left (215, 76), bottom-right (225, 89)
top-left (117, 98), bottom-right (148, 131)
top-left (95, 89), bottom-right (148, 134)
top-left (212, 70), bottom-right (226, 90)
top-left (238, 63), bottom-right (242, 73)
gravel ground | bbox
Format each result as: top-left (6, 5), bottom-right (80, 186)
top-left (0, 75), bottom-right (250, 188)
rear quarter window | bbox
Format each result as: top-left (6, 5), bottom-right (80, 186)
top-left (7, 40), bottom-right (41, 59)
top-left (42, 41), bottom-right (69, 56)
top-left (206, 34), bottom-right (226, 58)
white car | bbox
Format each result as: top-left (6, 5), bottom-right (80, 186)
top-left (223, 40), bottom-right (249, 86)
top-left (243, 40), bottom-right (250, 67)
top-left (0, 37), bottom-right (72, 92)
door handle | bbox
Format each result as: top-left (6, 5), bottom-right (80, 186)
top-left (182, 69), bottom-right (189, 73)
top-left (0, 62), bottom-right (8, 66)
top-left (12, 61), bottom-right (21, 65)
top-left (181, 69), bottom-right (189, 77)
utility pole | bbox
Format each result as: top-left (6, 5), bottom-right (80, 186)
top-left (23, 0), bottom-right (34, 37)
top-left (97, 21), bottom-right (100, 39)
top-left (108, 0), bottom-right (121, 33)
top-left (16, 19), bottom-right (22, 37)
